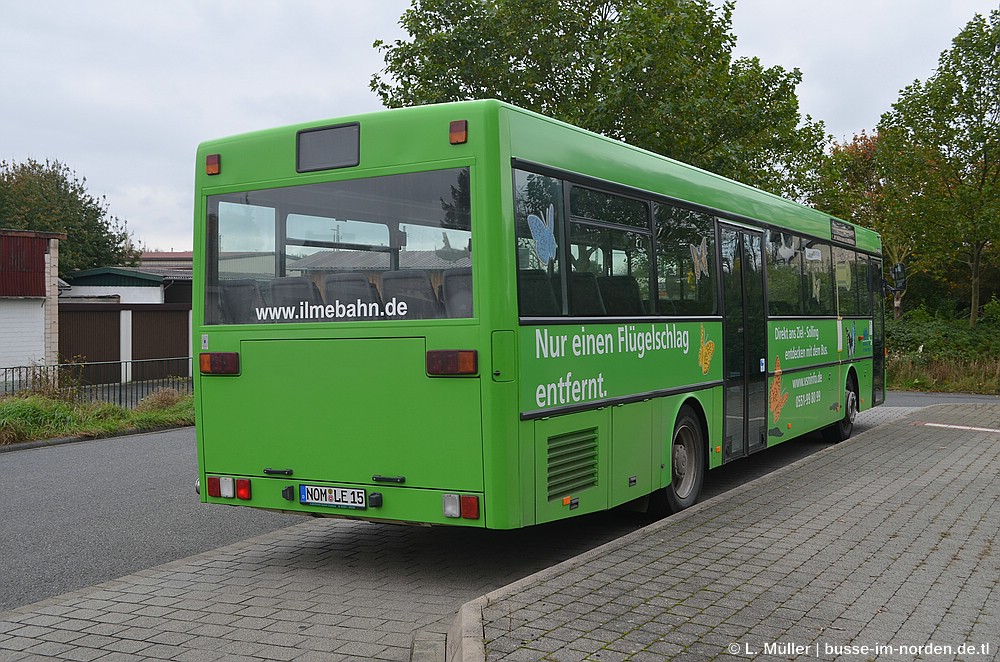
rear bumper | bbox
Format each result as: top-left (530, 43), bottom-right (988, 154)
top-left (201, 474), bottom-right (486, 527)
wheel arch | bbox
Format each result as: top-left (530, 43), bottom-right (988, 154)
top-left (845, 364), bottom-right (859, 392)
top-left (678, 394), bottom-right (711, 471)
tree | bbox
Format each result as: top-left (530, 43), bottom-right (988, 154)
top-left (813, 131), bottom-right (955, 319)
top-left (878, 10), bottom-right (1000, 326)
top-left (0, 159), bottom-right (140, 275)
top-left (371, 0), bottom-right (826, 199)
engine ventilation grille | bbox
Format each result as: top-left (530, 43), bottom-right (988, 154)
top-left (547, 428), bottom-right (598, 500)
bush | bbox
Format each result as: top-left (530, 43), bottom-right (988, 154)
top-left (886, 306), bottom-right (1000, 363)
top-left (136, 388), bottom-right (186, 412)
top-left (886, 306), bottom-right (1000, 393)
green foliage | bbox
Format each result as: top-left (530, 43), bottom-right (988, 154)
top-left (0, 158), bottom-right (141, 275)
top-left (0, 392), bottom-right (194, 446)
top-left (887, 306), bottom-right (1000, 363)
top-left (876, 10), bottom-right (1000, 326)
top-left (372, 0), bottom-right (826, 199)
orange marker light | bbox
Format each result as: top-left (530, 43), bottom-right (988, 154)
top-left (206, 154), bottom-right (221, 175)
top-left (449, 120), bottom-right (468, 144)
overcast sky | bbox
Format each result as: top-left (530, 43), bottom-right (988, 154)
top-left (1, 1), bottom-right (995, 253)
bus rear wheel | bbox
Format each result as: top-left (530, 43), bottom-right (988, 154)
top-left (649, 405), bottom-right (705, 516)
top-left (823, 374), bottom-right (858, 443)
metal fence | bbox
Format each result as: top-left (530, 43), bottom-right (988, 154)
top-left (0, 357), bottom-right (193, 409)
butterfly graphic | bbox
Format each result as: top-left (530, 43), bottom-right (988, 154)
top-left (769, 356), bottom-right (789, 423)
top-left (774, 232), bottom-right (797, 264)
top-left (698, 323), bottom-right (715, 375)
top-left (689, 237), bottom-right (709, 282)
top-left (527, 204), bottom-right (557, 266)
top-left (846, 321), bottom-right (856, 356)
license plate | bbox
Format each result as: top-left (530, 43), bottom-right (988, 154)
top-left (299, 485), bottom-right (366, 510)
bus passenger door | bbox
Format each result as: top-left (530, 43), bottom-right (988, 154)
top-left (720, 226), bottom-right (767, 461)
top-left (871, 258), bottom-right (886, 405)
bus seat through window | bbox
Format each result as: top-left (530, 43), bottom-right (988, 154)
top-left (598, 276), bottom-right (646, 316)
top-left (270, 276), bottom-right (322, 307)
top-left (568, 271), bottom-right (607, 316)
top-left (323, 272), bottom-right (382, 320)
top-left (220, 279), bottom-right (264, 324)
top-left (442, 267), bottom-right (473, 318)
top-left (380, 270), bottom-right (441, 319)
top-left (323, 272), bottom-right (381, 304)
top-left (517, 269), bottom-right (560, 316)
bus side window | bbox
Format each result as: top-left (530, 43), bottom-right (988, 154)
top-left (765, 230), bottom-right (804, 316)
top-left (654, 203), bottom-right (717, 316)
top-left (803, 243), bottom-right (835, 316)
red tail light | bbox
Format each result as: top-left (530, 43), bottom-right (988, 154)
top-left (443, 493), bottom-right (481, 519)
top-left (426, 350), bottom-right (477, 376)
top-left (460, 495), bottom-right (479, 519)
top-left (236, 479), bottom-right (252, 500)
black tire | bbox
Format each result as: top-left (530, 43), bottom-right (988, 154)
top-left (648, 405), bottom-right (705, 516)
top-left (823, 374), bottom-right (858, 443)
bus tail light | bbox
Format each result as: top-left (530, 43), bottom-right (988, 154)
top-left (426, 350), bottom-right (477, 376)
top-left (206, 475), bottom-right (249, 500)
top-left (208, 476), bottom-right (235, 498)
top-left (443, 494), bottom-right (480, 519)
top-left (200, 352), bottom-right (240, 375)
top-left (460, 495), bottom-right (479, 519)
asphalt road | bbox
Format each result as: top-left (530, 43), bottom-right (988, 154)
top-left (0, 428), bottom-right (299, 612)
top-left (0, 390), bottom-right (989, 615)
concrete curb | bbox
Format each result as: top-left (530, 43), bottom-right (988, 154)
top-left (444, 405), bottom-right (936, 662)
top-left (0, 424), bottom-right (190, 453)
top-left (447, 599), bottom-right (488, 662)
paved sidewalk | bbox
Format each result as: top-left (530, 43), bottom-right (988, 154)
top-left (0, 404), bottom-right (967, 662)
top-left (455, 404), bottom-right (1000, 661)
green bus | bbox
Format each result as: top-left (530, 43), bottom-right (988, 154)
top-left (194, 99), bottom-right (885, 528)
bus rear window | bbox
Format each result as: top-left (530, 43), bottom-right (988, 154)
top-left (204, 168), bottom-right (472, 324)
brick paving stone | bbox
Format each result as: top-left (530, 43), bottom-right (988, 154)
top-left (479, 404), bottom-right (1000, 661)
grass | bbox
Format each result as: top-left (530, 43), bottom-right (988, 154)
top-left (0, 389), bottom-right (194, 446)
top-left (887, 356), bottom-right (1000, 394)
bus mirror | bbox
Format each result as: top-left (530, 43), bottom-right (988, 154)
top-left (891, 263), bottom-right (906, 291)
